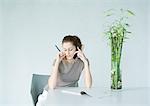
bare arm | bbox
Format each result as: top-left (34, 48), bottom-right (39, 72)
top-left (83, 60), bottom-right (92, 88)
top-left (48, 60), bottom-right (59, 89)
top-left (48, 52), bottom-right (65, 90)
top-left (74, 47), bottom-right (92, 88)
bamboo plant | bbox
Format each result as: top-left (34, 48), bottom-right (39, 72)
top-left (104, 9), bottom-right (135, 89)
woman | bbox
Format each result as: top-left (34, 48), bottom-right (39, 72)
top-left (48, 35), bottom-right (92, 89)
top-left (36, 35), bottom-right (92, 106)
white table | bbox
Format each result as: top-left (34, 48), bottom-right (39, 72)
top-left (42, 87), bottom-right (150, 106)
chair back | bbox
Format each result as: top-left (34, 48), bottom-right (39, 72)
top-left (30, 74), bottom-right (50, 106)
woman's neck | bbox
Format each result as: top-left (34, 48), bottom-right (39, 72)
top-left (65, 59), bottom-right (75, 63)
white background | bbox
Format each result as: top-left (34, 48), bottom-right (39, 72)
top-left (0, 0), bottom-right (149, 105)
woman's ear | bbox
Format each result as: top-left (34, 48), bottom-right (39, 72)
top-left (81, 44), bottom-right (84, 51)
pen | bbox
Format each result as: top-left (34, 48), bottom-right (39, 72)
top-left (55, 45), bottom-right (61, 52)
top-left (80, 91), bottom-right (92, 97)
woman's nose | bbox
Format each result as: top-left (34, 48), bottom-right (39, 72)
top-left (66, 50), bottom-right (70, 55)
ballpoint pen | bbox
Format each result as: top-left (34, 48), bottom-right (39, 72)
top-left (80, 91), bottom-right (92, 97)
top-left (55, 45), bottom-right (61, 52)
top-left (61, 90), bottom-right (92, 97)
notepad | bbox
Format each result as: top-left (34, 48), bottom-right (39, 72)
top-left (61, 90), bottom-right (81, 96)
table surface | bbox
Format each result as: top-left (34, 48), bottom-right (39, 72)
top-left (43, 87), bottom-right (150, 106)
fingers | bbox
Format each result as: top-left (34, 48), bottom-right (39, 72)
top-left (56, 52), bottom-right (66, 62)
top-left (77, 47), bottom-right (81, 51)
top-left (74, 47), bottom-right (83, 56)
top-left (59, 52), bottom-right (66, 59)
top-left (57, 52), bottom-right (65, 59)
top-left (74, 51), bottom-right (79, 55)
top-left (59, 52), bottom-right (65, 57)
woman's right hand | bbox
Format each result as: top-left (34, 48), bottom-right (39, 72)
top-left (56, 52), bottom-right (66, 63)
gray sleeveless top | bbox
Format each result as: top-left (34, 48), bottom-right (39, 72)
top-left (56, 57), bottom-right (84, 87)
top-left (44, 57), bottom-right (84, 90)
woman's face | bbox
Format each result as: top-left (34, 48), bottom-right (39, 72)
top-left (62, 42), bottom-right (76, 60)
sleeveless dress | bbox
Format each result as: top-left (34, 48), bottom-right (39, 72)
top-left (37, 58), bottom-right (86, 106)
top-left (44, 57), bottom-right (84, 90)
top-left (56, 57), bottom-right (84, 87)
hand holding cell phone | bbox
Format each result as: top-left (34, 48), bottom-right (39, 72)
top-left (74, 47), bottom-right (87, 62)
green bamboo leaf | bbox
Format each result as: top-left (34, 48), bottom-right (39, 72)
top-left (127, 10), bottom-right (135, 16)
top-left (106, 13), bottom-right (113, 17)
top-left (127, 31), bottom-right (131, 33)
top-left (104, 9), bottom-right (115, 17)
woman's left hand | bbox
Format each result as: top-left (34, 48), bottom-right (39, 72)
top-left (74, 47), bottom-right (87, 63)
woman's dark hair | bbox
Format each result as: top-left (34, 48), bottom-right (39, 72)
top-left (62, 35), bottom-right (82, 50)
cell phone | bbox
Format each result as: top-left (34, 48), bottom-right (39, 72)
top-left (73, 47), bottom-right (78, 59)
top-left (73, 53), bottom-right (77, 59)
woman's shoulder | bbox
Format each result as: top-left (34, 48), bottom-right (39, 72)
top-left (77, 58), bottom-right (90, 67)
top-left (75, 57), bottom-right (83, 63)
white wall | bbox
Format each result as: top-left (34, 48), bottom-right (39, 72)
top-left (0, 0), bottom-right (149, 105)
top-left (148, 0), bottom-right (150, 89)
